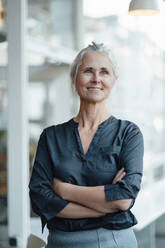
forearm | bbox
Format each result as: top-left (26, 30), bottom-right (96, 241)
top-left (56, 201), bottom-right (106, 219)
top-left (65, 185), bottom-right (132, 213)
top-left (64, 185), bottom-right (119, 213)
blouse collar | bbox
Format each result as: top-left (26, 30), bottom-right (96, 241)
top-left (68, 115), bottom-right (115, 129)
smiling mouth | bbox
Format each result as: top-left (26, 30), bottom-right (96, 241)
top-left (87, 87), bottom-right (102, 90)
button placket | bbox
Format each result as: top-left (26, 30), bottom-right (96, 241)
top-left (80, 154), bottom-right (87, 162)
top-left (71, 115), bottom-right (115, 162)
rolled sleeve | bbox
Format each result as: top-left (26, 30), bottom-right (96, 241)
top-left (104, 123), bottom-right (144, 204)
top-left (29, 129), bottom-right (70, 232)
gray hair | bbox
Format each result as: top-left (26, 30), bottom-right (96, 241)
top-left (70, 41), bottom-right (118, 93)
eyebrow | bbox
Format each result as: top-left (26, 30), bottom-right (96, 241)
top-left (100, 67), bottom-right (109, 70)
top-left (83, 67), bottom-right (93, 70)
top-left (83, 67), bottom-right (109, 70)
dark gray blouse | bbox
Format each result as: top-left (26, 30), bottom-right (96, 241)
top-left (29, 115), bottom-right (144, 233)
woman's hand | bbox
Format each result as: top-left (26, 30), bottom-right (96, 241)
top-left (53, 177), bottom-right (70, 200)
top-left (112, 168), bottom-right (126, 184)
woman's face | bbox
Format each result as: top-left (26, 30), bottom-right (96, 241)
top-left (75, 52), bottom-right (115, 103)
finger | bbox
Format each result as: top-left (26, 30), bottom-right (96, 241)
top-left (117, 170), bottom-right (126, 179)
top-left (119, 167), bottom-right (125, 173)
top-left (113, 171), bottom-right (126, 184)
top-left (115, 168), bottom-right (125, 179)
top-left (116, 168), bottom-right (125, 177)
top-left (117, 171), bottom-right (126, 181)
top-left (112, 168), bottom-right (125, 184)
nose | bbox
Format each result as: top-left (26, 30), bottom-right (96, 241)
top-left (91, 72), bottom-right (100, 83)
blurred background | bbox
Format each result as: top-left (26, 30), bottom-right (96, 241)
top-left (0, 0), bottom-right (165, 247)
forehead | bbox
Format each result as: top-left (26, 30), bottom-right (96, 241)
top-left (80, 52), bottom-right (112, 69)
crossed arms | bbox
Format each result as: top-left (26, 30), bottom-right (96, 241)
top-left (53, 168), bottom-right (133, 219)
top-left (29, 126), bottom-right (144, 223)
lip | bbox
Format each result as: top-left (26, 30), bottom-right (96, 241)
top-left (87, 87), bottom-right (102, 90)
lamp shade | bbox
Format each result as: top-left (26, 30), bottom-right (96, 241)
top-left (0, 0), bottom-right (4, 20)
top-left (128, 0), bottom-right (160, 16)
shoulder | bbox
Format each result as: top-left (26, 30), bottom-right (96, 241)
top-left (113, 116), bottom-right (144, 147)
top-left (42, 118), bottom-right (72, 136)
top-left (114, 115), bottom-right (143, 134)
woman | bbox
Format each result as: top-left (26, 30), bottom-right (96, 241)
top-left (29, 42), bottom-right (144, 248)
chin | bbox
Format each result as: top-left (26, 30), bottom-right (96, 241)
top-left (84, 96), bottom-right (106, 103)
top-left (79, 91), bottom-right (108, 103)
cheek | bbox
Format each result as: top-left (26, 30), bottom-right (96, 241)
top-left (103, 79), bottom-right (114, 90)
top-left (75, 80), bottom-right (86, 94)
top-left (76, 75), bottom-right (90, 87)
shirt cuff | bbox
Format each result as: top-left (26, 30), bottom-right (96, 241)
top-left (104, 184), bottom-right (114, 202)
top-left (104, 183), bottom-right (133, 202)
top-left (42, 199), bottom-right (70, 221)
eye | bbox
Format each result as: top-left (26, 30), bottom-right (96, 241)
top-left (84, 68), bottom-right (92, 73)
top-left (101, 70), bottom-right (108, 75)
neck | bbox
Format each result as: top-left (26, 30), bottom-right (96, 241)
top-left (74, 100), bottom-right (111, 130)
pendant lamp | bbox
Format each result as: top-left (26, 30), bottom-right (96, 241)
top-left (0, 0), bottom-right (4, 20)
top-left (128, 0), bottom-right (160, 16)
